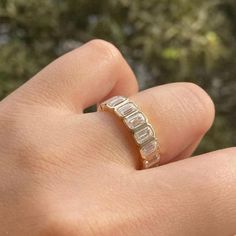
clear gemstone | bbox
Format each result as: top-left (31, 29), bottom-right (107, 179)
top-left (124, 112), bottom-right (146, 129)
top-left (116, 102), bottom-right (137, 117)
top-left (134, 126), bottom-right (154, 144)
top-left (106, 96), bottom-right (126, 108)
top-left (143, 155), bottom-right (160, 168)
top-left (141, 140), bottom-right (158, 159)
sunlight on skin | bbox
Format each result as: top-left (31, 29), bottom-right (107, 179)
top-left (0, 40), bottom-right (235, 236)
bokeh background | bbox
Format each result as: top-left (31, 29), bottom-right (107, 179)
top-left (0, 0), bottom-right (235, 153)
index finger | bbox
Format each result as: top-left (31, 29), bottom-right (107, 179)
top-left (2, 40), bottom-right (138, 113)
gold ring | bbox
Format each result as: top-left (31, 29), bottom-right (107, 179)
top-left (98, 96), bottom-right (160, 169)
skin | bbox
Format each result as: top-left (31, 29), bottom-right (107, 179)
top-left (0, 39), bottom-right (235, 236)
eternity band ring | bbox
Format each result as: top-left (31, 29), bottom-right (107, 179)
top-left (98, 96), bottom-right (161, 169)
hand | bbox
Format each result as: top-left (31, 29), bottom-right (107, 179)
top-left (0, 40), bottom-right (235, 236)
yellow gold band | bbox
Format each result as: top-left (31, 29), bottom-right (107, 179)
top-left (98, 96), bottom-right (160, 169)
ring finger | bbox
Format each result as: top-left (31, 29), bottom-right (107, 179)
top-left (77, 82), bottom-right (215, 168)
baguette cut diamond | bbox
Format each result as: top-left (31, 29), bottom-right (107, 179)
top-left (141, 140), bottom-right (158, 159)
top-left (99, 95), bottom-right (161, 169)
top-left (124, 112), bottom-right (146, 130)
top-left (134, 126), bottom-right (154, 145)
top-left (106, 96), bottom-right (126, 108)
top-left (116, 103), bottom-right (137, 117)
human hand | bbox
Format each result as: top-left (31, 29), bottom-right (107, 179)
top-left (0, 40), bottom-right (235, 236)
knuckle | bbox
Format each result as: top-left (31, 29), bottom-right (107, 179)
top-left (183, 82), bottom-right (214, 110)
top-left (175, 82), bottom-right (215, 135)
top-left (185, 82), bottom-right (215, 116)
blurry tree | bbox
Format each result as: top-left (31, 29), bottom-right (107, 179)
top-left (0, 0), bottom-right (235, 153)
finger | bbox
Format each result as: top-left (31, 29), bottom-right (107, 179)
top-left (81, 82), bottom-right (214, 168)
top-left (135, 148), bottom-right (236, 235)
top-left (132, 83), bottom-right (215, 165)
top-left (172, 136), bottom-right (202, 162)
top-left (5, 40), bottom-right (138, 112)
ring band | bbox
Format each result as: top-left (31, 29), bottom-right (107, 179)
top-left (98, 96), bottom-right (160, 169)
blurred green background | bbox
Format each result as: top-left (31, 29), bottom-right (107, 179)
top-left (0, 0), bottom-right (235, 153)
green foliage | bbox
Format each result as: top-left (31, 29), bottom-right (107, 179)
top-left (0, 0), bottom-right (235, 153)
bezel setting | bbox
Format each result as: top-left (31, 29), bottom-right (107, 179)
top-left (124, 112), bottom-right (146, 130)
top-left (99, 96), bottom-right (161, 169)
